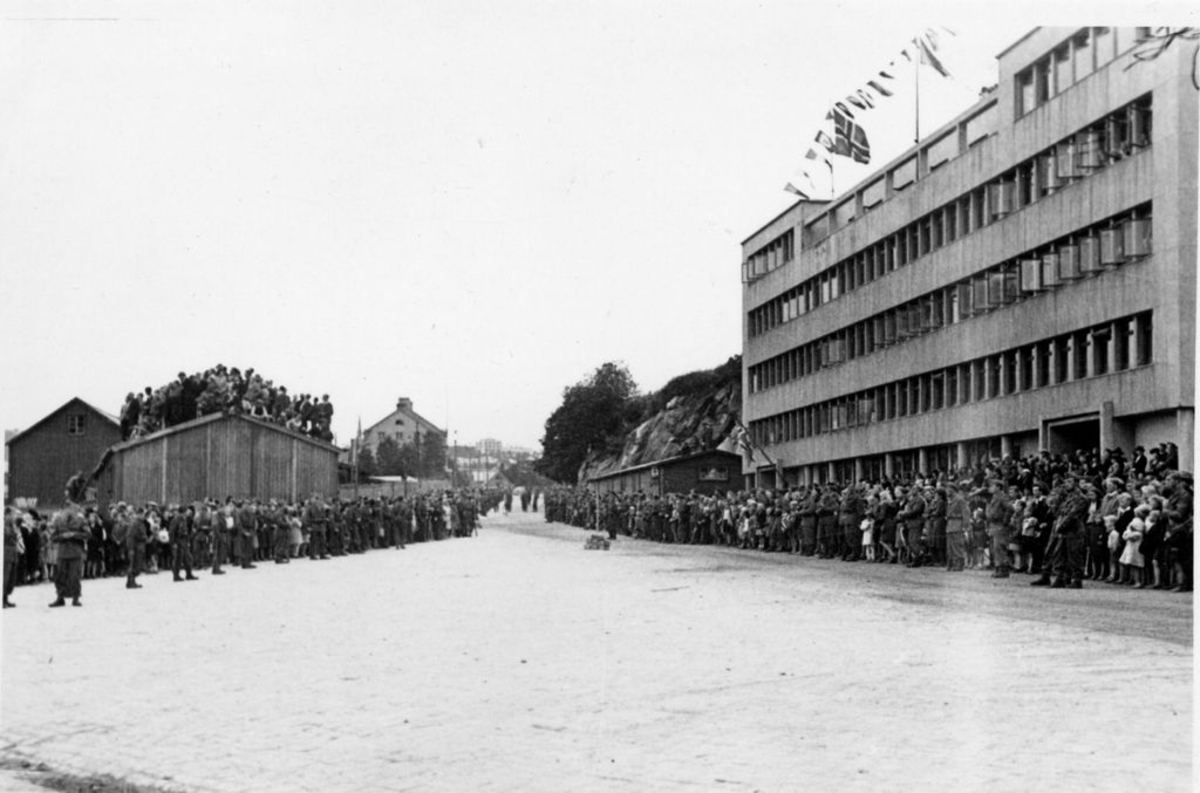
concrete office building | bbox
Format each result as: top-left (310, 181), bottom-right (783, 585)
top-left (741, 27), bottom-right (1196, 487)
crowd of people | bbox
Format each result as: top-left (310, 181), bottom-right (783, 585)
top-left (2, 488), bottom-right (506, 608)
top-left (545, 444), bottom-right (1194, 592)
top-left (119, 365), bottom-right (336, 442)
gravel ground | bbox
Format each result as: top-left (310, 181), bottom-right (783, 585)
top-left (1, 508), bottom-right (1192, 792)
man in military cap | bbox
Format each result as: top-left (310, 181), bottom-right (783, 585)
top-left (944, 481), bottom-right (970, 572)
top-left (304, 494), bottom-right (330, 560)
top-left (1032, 477), bottom-right (1089, 588)
top-left (268, 500), bottom-right (290, 564)
top-left (236, 500), bottom-right (258, 569)
top-left (985, 479), bottom-right (1016, 578)
top-left (169, 504), bottom-right (199, 582)
top-left (899, 485), bottom-right (927, 567)
top-left (48, 497), bottom-right (90, 607)
top-left (125, 505), bottom-right (150, 589)
top-left (212, 499), bottom-right (235, 575)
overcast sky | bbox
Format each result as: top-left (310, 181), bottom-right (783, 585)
top-left (0, 0), bottom-right (1190, 451)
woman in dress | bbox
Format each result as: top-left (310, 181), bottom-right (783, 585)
top-left (1119, 504), bottom-right (1150, 586)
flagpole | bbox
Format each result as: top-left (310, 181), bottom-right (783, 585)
top-left (914, 42), bottom-right (921, 144)
top-left (353, 415), bottom-right (362, 500)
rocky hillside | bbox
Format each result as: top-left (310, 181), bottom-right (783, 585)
top-left (578, 357), bottom-right (741, 481)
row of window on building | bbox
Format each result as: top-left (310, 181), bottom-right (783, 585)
top-left (1016, 27), bottom-right (1152, 118)
top-left (747, 93), bottom-right (1152, 340)
top-left (741, 228), bottom-right (795, 283)
top-left (776, 436), bottom-right (1019, 485)
top-left (749, 311), bottom-right (1153, 448)
top-left (749, 203), bottom-right (1152, 394)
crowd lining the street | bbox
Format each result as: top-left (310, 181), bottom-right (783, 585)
top-left (545, 444), bottom-right (1194, 592)
top-left (2, 489), bottom-right (510, 608)
top-left (119, 365), bottom-right (336, 442)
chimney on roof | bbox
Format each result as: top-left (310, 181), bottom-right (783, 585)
top-left (397, 397), bottom-right (412, 411)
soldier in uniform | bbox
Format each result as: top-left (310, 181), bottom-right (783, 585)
top-left (3, 508), bottom-right (22, 607)
top-left (816, 486), bottom-right (840, 559)
top-left (236, 500), bottom-right (258, 569)
top-left (169, 504), bottom-right (199, 581)
top-left (305, 494), bottom-right (330, 559)
top-left (985, 479), bottom-right (1015, 578)
top-left (1032, 477), bottom-right (1090, 588)
top-left (192, 501), bottom-right (214, 570)
top-left (899, 486), bottom-right (927, 567)
top-left (125, 505), bottom-right (150, 589)
top-left (944, 482), bottom-right (970, 572)
top-left (839, 485), bottom-right (866, 562)
top-left (268, 500), bottom-right (290, 564)
top-left (212, 501), bottom-right (235, 575)
top-left (49, 502), bottom-right (89, 607)
top-left (925, 486), bottom-right (947, 566)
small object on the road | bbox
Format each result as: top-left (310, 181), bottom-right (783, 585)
top-left (584, 534), bottom-right (610, 550)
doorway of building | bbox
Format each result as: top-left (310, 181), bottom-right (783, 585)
top-left (1046, 415), bottom-right (1101, 456)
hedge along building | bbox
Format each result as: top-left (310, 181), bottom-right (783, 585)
top-left (94, 412), bottom-right (339, 507)
top-left (741, 27), bottom-right (1195, 488)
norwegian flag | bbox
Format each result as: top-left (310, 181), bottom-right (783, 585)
top-left (827, 108), bottom-right (871, 164)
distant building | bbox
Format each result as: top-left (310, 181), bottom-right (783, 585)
top-left (5, 397), bottom-right (121, 507)
top-left (504, 445), bottom-right (537, 461)
top-left (741, 26), bottom-right (1195, 487)
top-left (476, 438), bottom-right (502, 456)
top-left (361, 397), bottom-right (445, 455)
top-left (454, 450), bottom-right (499, 485)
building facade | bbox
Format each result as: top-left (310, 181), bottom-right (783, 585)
top-left (741, 27), bottom-right (1196, 487)
top-left (361, 397), bottom-right (445, 454)
top-left (5, 397), bottom-right (122, 507)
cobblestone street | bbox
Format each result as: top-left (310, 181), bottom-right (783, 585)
top-left (1, 509), bottom-right (1192, 792)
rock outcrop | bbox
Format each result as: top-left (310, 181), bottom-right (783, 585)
top-left (577, 358), bottom-right (741, 482)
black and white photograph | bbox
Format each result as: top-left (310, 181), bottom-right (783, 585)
top-left (1, 1), bottom-right (1195, 791)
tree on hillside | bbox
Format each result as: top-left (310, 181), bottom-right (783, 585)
top-left (537, 362), bottom-right (639, 483)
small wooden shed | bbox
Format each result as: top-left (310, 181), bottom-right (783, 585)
top-left (95, 412), bottom-right (338, 506)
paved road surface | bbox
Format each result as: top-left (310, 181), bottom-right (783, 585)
top-left (1, 508), bottom-right (1192, 792)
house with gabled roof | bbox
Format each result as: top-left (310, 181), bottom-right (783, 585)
top-left (5, 397), bottom-right (121, 507)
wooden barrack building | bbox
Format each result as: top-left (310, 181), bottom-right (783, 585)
top-left (95, 412), bottom-right (339, 506)
top-left (586, 449), bottom-right (743, 496)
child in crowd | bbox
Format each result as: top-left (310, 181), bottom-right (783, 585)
top-left (861, 517), bottom-right (875, 561)
top-left (1120, 504), bottom-right (1148, 585)
top-left (1105, 515), bottom-right (1122, 584)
